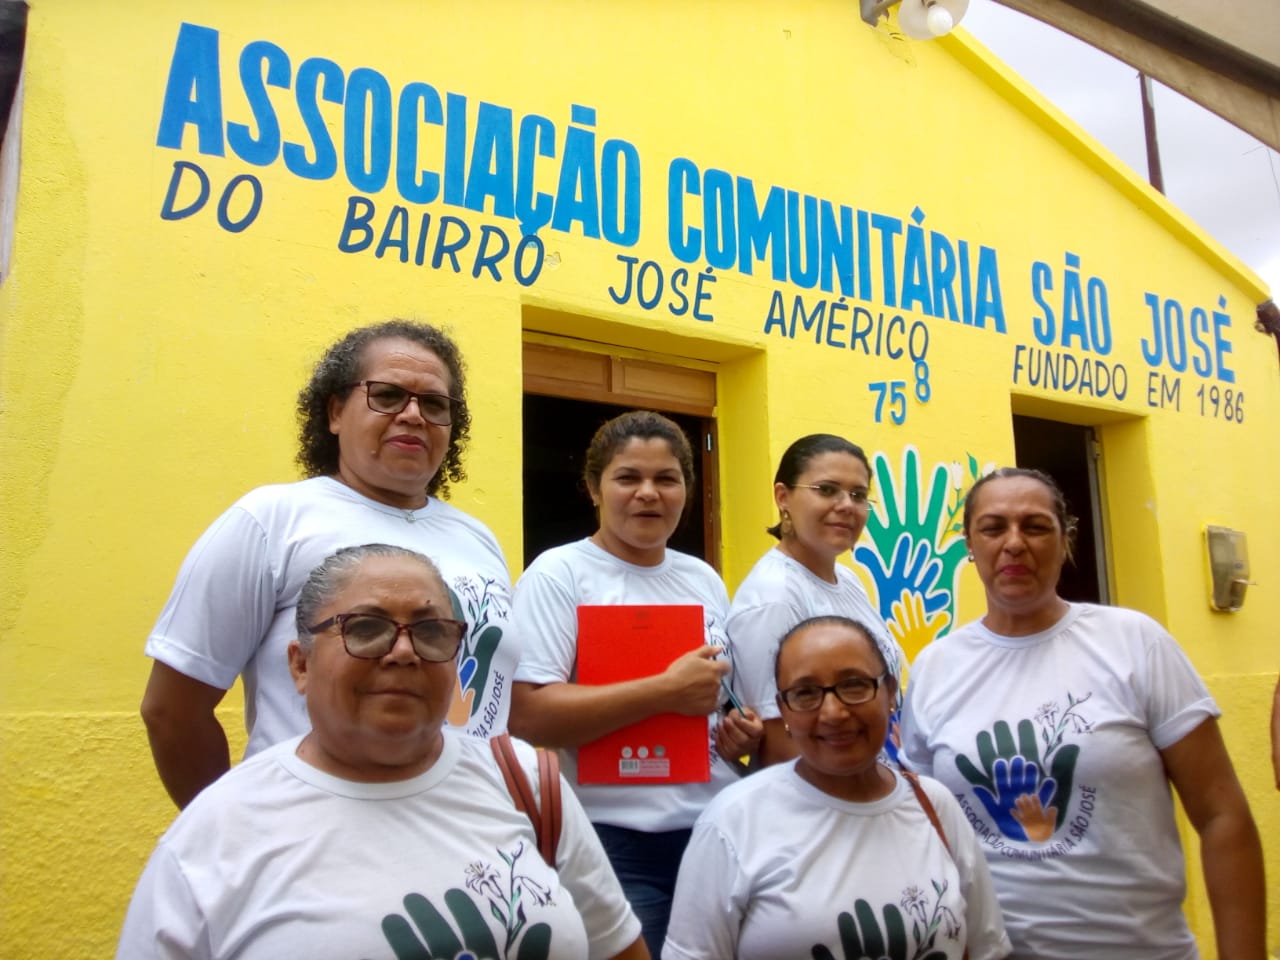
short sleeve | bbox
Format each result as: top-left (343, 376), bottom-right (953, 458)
top-left (726, 600), bottom-right (804, 720)
top-left (1141, 622), bottom-right (1219, 749)
top-left (897, 647), bottom-right (937, 777)
top-left (510, 567), bottom-right (581, 685)
top-left (662, 817), bottom-right (750, 960)
top-left (116, 844), bottom-right (211, 960)
top-left (145, 506), bottom-right (277, 689)
top-left (925, 779), bottom-right (1011, 960)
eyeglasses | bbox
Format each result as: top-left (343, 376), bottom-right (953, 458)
top-left (777, 674), bottom-right (886, 712)
top-left (348, 380), bottom-right (461, 426)
top-left (789, 483), bottom-right (876, 508)
top-left (306, 612), bottom-right (467, 662)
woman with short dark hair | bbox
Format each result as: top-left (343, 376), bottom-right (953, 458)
top-left (121, 544), bottom-right (648, 960)
top-left (727, 433), bottom-right (905, 767)
top-left (509, 410), bottom-right (739, 957)
top-left (664, 615), bottom-right (1009, 960)
top-left (901, 467), bottom-right (1264, 958)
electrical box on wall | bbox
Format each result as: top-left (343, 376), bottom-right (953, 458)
top-left (1204, 526), bottom-right (1250, 612)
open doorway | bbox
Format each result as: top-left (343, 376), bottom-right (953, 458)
top-left (522, 395), bottom-right (710, 569)
top-left (521, 340), bottom-right (720, 573)
top-left (1012, 415), bottom-right (1109, 604)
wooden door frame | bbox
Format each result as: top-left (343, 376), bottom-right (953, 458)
top-left (522, 340), bottom-right (722, 569)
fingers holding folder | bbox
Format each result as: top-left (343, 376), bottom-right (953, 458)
top-left (660, 645), bottom-right (729, 716)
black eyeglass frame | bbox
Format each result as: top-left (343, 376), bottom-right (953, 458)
top-left (346, 380), bottom-right (464, 426)
top-left (306, 612), bottom-right (467, 663)
top-left (776, 673), bottom-right (888, 712)
top-left (787, 482), bottom-right (877, 507)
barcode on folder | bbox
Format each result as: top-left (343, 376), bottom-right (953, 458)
top-left (618, 757), bottom-right (671, 777)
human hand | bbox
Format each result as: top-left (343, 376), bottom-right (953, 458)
top-left (715, 707), bottom-right (763, 762)
top-left (811, 900), bottom-right (945, 960)
top-left (660, 645), bottom-right (730, 716)
top-left (382, 888), bottom-right (551, 960)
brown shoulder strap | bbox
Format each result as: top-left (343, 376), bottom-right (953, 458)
top-left (901, 770), bottom-right (968, 960)
top-left (536, 746), bottom-right (562, 866)
top-left (490, 733), bottom-right (561, 867)
top-left (901, 768), bottom-right (952, 854)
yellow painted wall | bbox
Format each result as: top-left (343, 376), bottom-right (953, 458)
top-left (1, 1), bottom-right (1277, 956)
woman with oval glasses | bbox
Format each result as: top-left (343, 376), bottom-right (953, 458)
top-left (509, 410), bottom-right (741, 957)
top-left (121, 544), bottom-right (648, 960)
top-left (901, 468), bottom-right (1263, 958)
top-left (141, 320), bottom-right (517, 809)
top-left (726, 434), bottom-right (905, 766)
top-left (664, 615), bottom-right (1009, 960)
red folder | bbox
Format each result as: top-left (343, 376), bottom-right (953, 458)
top-left (576, 604), bottom-right (710, 785)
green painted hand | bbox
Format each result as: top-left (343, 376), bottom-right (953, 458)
top-left (381, 888), bottom-right (551, 960)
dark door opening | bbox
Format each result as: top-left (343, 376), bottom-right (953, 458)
top-left (522, 394), bottom-right (710, 571)
top-left (1012, 415), bottom-right (1108, 604)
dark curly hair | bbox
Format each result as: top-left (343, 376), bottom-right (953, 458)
top-left (295, 320), bottom-right (470, 499)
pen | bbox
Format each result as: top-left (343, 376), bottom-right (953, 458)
top-left (721, 677), bottom-right (746, 715)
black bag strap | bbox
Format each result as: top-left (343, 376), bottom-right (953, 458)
top-left (491, 733), bottom-right (561, 866)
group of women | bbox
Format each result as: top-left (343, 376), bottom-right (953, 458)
top-left (124, 319), bottom-right (1265, 960)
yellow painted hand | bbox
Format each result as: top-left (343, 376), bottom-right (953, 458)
top-left (887, 590), bottom-right (951, 660)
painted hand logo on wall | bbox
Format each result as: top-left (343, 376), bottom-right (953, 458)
top-left (854, 447), bottom-right (986, 660)
top-left (955, 693), bottom-right (1093, 842)
top-left (381, 844), bottom-right (554, 959)
top-left (448, 575), bottom-right (509, 726)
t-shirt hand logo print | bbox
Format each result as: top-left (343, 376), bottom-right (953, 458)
top-left (955, 692), bottom-right (1093, 843)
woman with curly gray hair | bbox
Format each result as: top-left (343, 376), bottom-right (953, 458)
top-left (141, 320), bottom-right (517, 810)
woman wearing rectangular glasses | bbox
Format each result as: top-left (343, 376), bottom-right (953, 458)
top-left (663, 616), bottom-right (1009, 960)
top-left (140, 320), bottom-right (517, 810)
top-left (723, 434), bottom-right (906, 768)
top-left (122, 545), bottom-right (648, 960)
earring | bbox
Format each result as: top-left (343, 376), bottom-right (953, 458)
top-left (780, 510), bottom-right (794, 538)
top-left (783, 723), bottom-right (791, 733)
top-left (966, 551), bottom-right (975, 561)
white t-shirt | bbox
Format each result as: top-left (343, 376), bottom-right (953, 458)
top-left (728, 547), bottom-right (904, 720)
top-left (662, 763), bottom-right (1010, 960)
top-left (147, 477), bottom-right (517, 755)
top-left (117, 731), bottom-right (641, 960)
top-left (900, 603), bottom-right (1219, 959)
top-left (511, 538), bottom-right (738, 832)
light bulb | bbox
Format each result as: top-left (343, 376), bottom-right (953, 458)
top-left (926, 3), bottom-right (954, 35)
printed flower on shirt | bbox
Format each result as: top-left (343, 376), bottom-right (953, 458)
top-left (380, 843), bottom-right (556, 959)
top-left (954, 690), bottom-right (1093, 843)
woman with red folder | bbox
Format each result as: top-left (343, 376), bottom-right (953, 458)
top-left (510, 411), bottom-right (756, 958)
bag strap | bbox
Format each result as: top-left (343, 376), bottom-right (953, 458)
top-left (536, 745), bottom-right (563, 864)
top-left (490, 733), bottom-right (561, 867)
top-left (901, 768), bottom-right (952, 854)
top-left (901, 769), bottom-right (969, 960)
